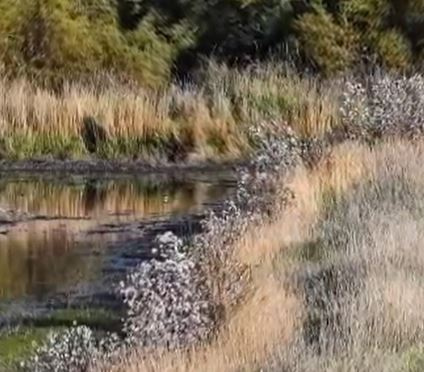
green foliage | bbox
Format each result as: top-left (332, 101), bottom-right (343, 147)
top-left (0, 0), bottom-right (298, 85)
top-left (340, 0), bottom-right (389, 28)
top-left (293, 0), bottom-right (424, 73)
top-left (1, 0), bottom-right (424, 84)
top-left (295, 7), bottom-right (359, 73)
top-left (120, 0), bottom-right (295, 63)
top-left (0, 0), bottom-right (193, 87)
top-left (373, 29), bottom-right (412, 70)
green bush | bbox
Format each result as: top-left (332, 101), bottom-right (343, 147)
top-left (295, 7), bottom-right (359, 74)
top-left (372, 29), bottom-right (412, 70)
top-left (340, 0), bottom-right (389, 28)
top-left (293, 0), bottom-right (424, 74)
top-left (1, 0), bottom-right (424, 84)
top-left (120, 0), bottom-right (295, 64)
top-left (0, 0), bottom-right (193, 87)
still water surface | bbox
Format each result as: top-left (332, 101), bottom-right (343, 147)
top-left (0, 173), bottom-right (235, 301)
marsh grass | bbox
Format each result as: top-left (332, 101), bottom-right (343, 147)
top-left (106, 140), bottom-right (424, 372)
top-left (0, 65), bottom-right (341, 160)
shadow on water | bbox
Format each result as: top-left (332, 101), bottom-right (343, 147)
top-left (0, 172), bottom-right (236, 303)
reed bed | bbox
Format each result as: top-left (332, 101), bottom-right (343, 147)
top-left (0, 65), bottom-right (341, 160)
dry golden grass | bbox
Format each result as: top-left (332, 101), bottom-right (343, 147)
top-left (0, 78), bottom-right (170, 138)
top-left (0, 77), bottom-right (246, 160)
top-left (104, 139), bottom-right (424, 372)
top-left (0, 65), bottom-right (341, 159)
top-left (266, 140), bottom-right (424, 371)
top-left (218, 63), bottom-right (341, 139)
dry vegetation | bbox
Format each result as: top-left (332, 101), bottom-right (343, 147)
top-left (10, 71), bottom-right (424, 371)
top-left (105, 140), bottom-right (424, 372)
top-left (0, 64), bottom-right (340, 160)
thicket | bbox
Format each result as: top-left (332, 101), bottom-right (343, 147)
top-left (2, 0), bottom-right (424, 87)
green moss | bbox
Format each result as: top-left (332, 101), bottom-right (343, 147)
top-left (0, 327), bottom-right (54, 368)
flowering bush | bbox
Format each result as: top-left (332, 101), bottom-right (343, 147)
top-left (119, 120), bottom-right (300, 349)
top-left (341, 74), bottom-right (424, 138)
top-left (22, 325), bottom-right (120, 372)
top-left (120, 232), bottom-right (216, 349)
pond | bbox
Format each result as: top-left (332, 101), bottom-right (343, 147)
top-left (0, 172), bottom-right (236, 305)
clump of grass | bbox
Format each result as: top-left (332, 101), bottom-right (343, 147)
top-left (201, 62), bottom-right (342, 139)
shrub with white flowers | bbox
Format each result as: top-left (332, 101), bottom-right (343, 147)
top-left (119, 120), bottom-right (300, 349)
top-left (21, 325), bottom-right (121, 372)
top-left (341, 74), bottom-right (424, 138)
top-left (120, 232), bottom-right (216, 349)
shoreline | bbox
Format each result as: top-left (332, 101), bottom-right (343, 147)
top-left (0, 158), bottom-right (245, 175)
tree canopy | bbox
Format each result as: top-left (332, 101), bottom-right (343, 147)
top-left (1, 0), bottom-right (424, 86)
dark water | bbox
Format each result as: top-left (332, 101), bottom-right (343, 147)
top-left (0, 172), bottom-right (235, 303)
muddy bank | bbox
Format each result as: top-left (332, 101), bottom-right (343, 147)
top-left (0, 158), bottom-right (244, 175)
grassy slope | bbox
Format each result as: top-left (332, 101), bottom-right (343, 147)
top-left (107, 140), bottom-right (424, 372)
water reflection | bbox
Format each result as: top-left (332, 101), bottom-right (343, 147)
top-left (0, 174), bottom-right (233, 300)
top-left (0, 220), bottom-right (105, 299)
